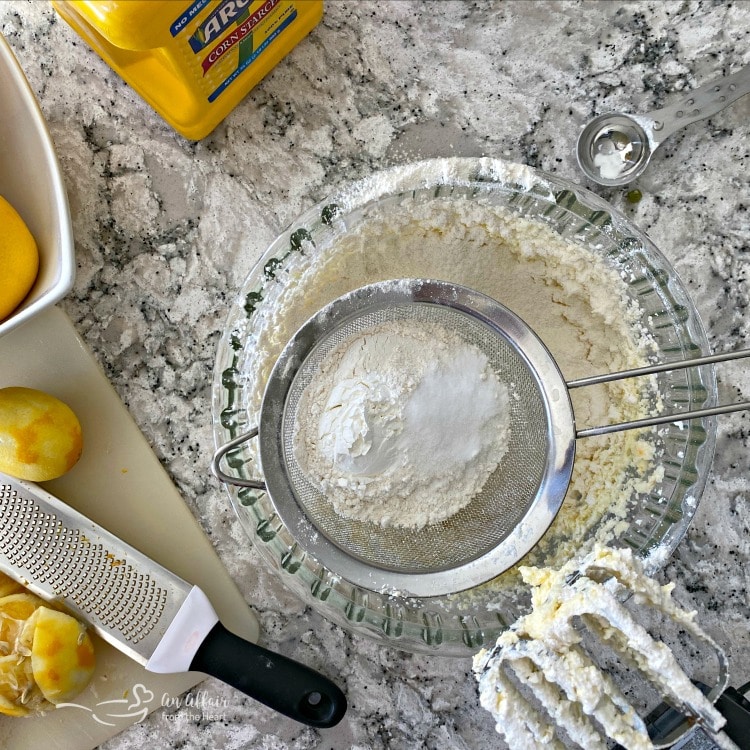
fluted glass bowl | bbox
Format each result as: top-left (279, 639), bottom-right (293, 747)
top-left (212, 158), bottom-right (717, 656)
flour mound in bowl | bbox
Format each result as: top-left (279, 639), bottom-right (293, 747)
top-left (293, 318), bottom-right (511, 529)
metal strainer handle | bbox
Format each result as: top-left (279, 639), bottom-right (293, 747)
top-left (212, 428), bottom-right (266, 490)
top-left (570, 347), bottom-right (750, 438)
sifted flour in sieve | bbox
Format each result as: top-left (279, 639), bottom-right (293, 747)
top-left (293, 319), bottom-right (511, 529)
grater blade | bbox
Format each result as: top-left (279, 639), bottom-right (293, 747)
top-left (0, 474), bottom-right (189, 665)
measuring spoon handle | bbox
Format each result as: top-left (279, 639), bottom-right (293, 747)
top-left (646, 64), bottom-right (750, 145)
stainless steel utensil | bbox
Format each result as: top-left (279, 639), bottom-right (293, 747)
top-left (0, 474), bottom-right (346, 727)
top-left (213, 279), bottom-right (750, 598)
top-left (474, 547), bottom-right (733, 750)
top-left (577, 64), bottom-right (750, 186)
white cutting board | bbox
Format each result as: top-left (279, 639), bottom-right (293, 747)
top-left (0, 306), bottom-right (259, 748)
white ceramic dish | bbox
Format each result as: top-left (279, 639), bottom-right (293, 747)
top-left (0, 33), bottom-right (74, 338)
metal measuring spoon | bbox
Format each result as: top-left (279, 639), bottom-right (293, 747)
top-left (577, 64), bottom-right (750, 187)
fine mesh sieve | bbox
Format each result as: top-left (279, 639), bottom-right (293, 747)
top-left (214, 278), bottom-right (575, 597)
top-left (212, 278), bottom-right (750, 597)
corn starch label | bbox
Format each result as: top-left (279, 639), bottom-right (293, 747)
top-left (170, 0), bottom-right (299, 102)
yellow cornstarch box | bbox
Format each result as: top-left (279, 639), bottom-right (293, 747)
top-left (52, 0), bottom-right (323, 140)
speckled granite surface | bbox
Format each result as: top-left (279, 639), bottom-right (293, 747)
top-left (1, 1), bottom-right (749, 748)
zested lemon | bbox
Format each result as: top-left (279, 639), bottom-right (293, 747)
top-left (0, 574), bottom-right (96, 716)
top-left (0, 195), bottom-right (39, 321)
top-left (30, 606), bottom-right (96, 703)
top-left (0, 386), bottom-right (83, 480)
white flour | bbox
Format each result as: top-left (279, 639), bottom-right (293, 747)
top-left (293, 319), bottom-right (511, 529)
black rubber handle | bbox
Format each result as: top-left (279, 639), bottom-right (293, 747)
top-left (190, 622), bottom-right (346, 728)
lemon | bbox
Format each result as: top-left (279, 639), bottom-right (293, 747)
top-left (0, 386), bottom-right (83, 481)
top-left (0, 593), bottom-right (44, 646)
top-left (31, 607), bottom-right (96, 703)
top-left (0, 195), bottom-right (39, 321)
top-left (0, 592), bottom-right (50, 716)
top-left (0, 687), bottom-right (30, 717)
top-left (0, 587), bottom-right (96, 715)
top-left (0, 572), bottom-right (24, 598)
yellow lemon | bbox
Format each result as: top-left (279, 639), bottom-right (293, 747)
top-left (0, 386), bottom-right (83, 481)
top-left (0, 572), bottom-right (24, 598)
top-left (0, 659), bottom-right (32, 717)
top-left (0, 195), bottom-right (39, 321)
top-left (31, 607), bottom-right (96, 704)
top-left (0, 592), bottom-right (46, 644)
top-left (0, 592), bottom-right (97, 715)
top-left (0, 593), bottom-right (50, 716)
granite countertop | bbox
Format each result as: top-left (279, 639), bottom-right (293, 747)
top-left (1, 1), bottom-right (749, 748)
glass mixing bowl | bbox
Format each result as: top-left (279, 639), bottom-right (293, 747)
top-left (212, 158), bottom-right (717, 656)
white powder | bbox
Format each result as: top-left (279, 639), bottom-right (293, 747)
top-left (593, 143), bottom-right (634, 181)
top-left (293, 319), bottom-right (511, 529)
